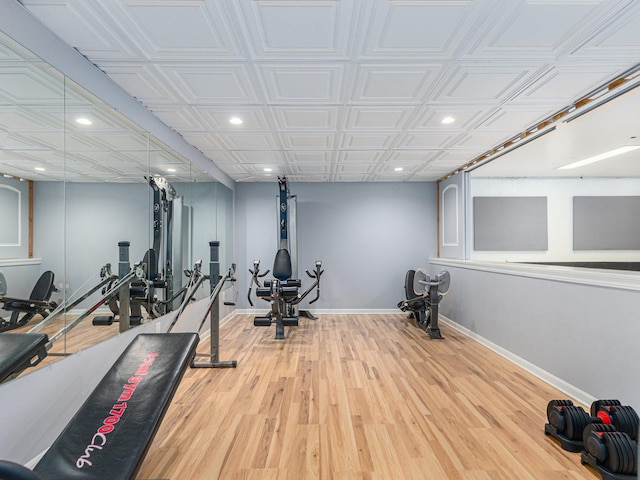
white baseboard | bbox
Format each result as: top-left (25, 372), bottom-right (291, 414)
top-left (439, 315), bottom-right (596, 407)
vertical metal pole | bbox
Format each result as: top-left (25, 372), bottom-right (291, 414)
top-left (165, 199), bottom-right (174, 311)
top-left (209, 240), bottom-right (220, 363)
top-left (118, 241), bottom-right (131, 332)
top-left (193, 241), bottom-right (236, 368)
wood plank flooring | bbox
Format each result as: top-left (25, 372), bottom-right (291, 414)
top-left (136, 313), bottom-right (596, 479)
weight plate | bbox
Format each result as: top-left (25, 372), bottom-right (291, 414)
top-left (565, 406), bottom-right (590, 440)
top-left (612, 406), bottom-right (639, 440)
top-left (546, 399), bottom-right (573, 422)
top-left (583, 423), bottom-right (616, 448)
top-left (605, 433), bottom-right (624, 473)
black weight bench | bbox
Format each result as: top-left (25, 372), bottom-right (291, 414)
top-left (0, 333), bottom-right (49, 384)
top-left (0, 332), bottom-right (199, 480)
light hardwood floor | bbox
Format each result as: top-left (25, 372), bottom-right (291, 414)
top-left (136, 313), bottom-right (596, 479)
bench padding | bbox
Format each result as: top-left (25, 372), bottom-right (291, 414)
top-left (0, 333), bottom-right (48, 384)
top-left (33, 333), bottom-right (198, 480)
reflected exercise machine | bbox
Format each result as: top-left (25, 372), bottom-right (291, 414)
top-left (0, 270), bottom-right (57, 333)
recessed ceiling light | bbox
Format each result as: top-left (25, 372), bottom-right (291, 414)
top-left (394, 167), bottom-right (403, 172)
top-left (441, 116), bottom-right (455, 125)
top-left (264, 167), bottom-right (272, 172)
top-left (229, 117), bottom-right (243, 125)
top-left (166, 168), bottom-right (176, 173)
top-left (34, 167), bottom-right (45, 171)
top-left (76, 117), bottom-right (92, 126)
top-left (557, 145), bottom-right (640, 170)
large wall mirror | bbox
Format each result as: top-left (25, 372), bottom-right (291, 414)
top-left (0, 28), bottom-right (231, 377)
top-left (466, 77), bottom-right (640, 269)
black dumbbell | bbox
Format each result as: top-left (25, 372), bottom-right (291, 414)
top-left (583, 427), bottom-right (637, 476)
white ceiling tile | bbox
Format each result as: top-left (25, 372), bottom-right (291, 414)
top-left (100, 63), bottom-right (173, 104)
top-left (360, 1), bottom-right (472, 58)
top-left (288, 163), bottom-right (331, 174)
top-left (386, 151), bottom-right (440, 165)
top-left (217, 133), bottom-right (278, 150)
top-left (344, 106), bottom-right (414, 130)
top-left (397, 132), bottom-right (455, 149)
top-left (238, 0), bottom-right (355, 59)
top-left (334, 163), bottom-right (376, 174)
top-left (126, 3), bottom-right (221, 49)
top-left (0, 67), bottom-right (63, 103)
top-left (410, 106), bottom-right (488, 130)
top-left (233, 150), bottom-right (287, 165)
top-left (331, 173), bottom-right (370, 182)
top-left (280, 133), bottom-right (336, 150)
top-left (485, 2), bottom-right (599, 52)
top-left (337, 150), bottom-right (386, 164)
top-left (572, 3), bottom-right (640, 59)
top-left (285, 151), bottom-right (333, 164)
top-left (161, 65), bottom-right (260, 104)
top-left (271, 107), bottom-right (340, 130)
top-left (437, 65), bottom-right (533, 103)
top-left (340, 133), bottom-right (397, 149)
top-left (192, 106), bottom-right (273, 131)
top-left (259, 64), bottom-right (344, 103)
top-left (350, 64), bottom-right (440, 103)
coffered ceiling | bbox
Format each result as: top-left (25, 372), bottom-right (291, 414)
top-left (11, 0), bottom-right (640, 182)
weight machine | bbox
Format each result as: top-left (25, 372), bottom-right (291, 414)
top-left (397, 268), bottom-right (450, 339)
top-left (250, 176), bottom-right (323, 339)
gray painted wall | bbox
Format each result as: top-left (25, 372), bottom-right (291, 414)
top-left (235, 181), bottom-right (438, 310)
top-left (34, 182), bottom-right (151, 304)
top-left (431, 260), bottom-right (640, 411)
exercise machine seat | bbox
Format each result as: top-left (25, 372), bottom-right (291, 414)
top-left (272, 249), bottom-right (292, 281)
top-left (0, 333), bottom-right (48, 384)
top-left (27, 333), bottom-right (198, 480)
top-left (2, 271), bottom-right (55, 312)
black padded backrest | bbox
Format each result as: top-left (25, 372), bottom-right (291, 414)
top-left (34, 333), bottom-right (199, 480)
top-left (404, 270), bottom-right (419, 301)
top-left (29, 271), bottom-right (55, 302)
top-left (273, 249), bottom-right (292, 281)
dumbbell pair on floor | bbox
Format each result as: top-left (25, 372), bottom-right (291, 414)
top-left (545, 399), bottom-right (638, 479)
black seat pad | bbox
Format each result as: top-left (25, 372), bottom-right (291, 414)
top-left (0, 333), bottom-right (48, 384)
top-left (33, 333), bottom-right (198, 480)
